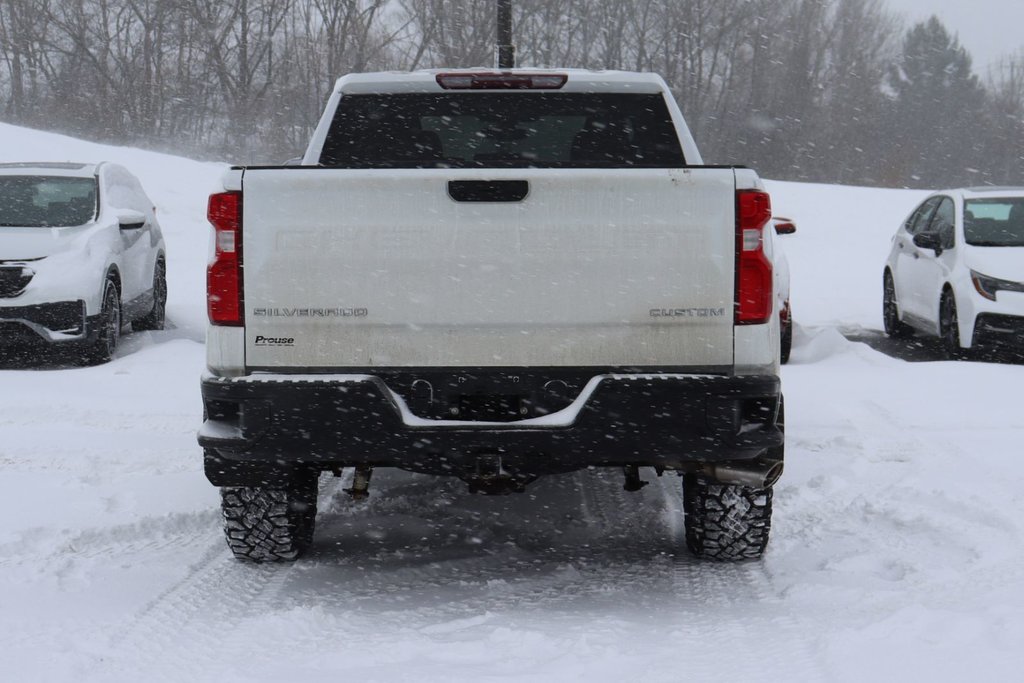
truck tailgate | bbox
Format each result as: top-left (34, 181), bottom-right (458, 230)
top-left (241, 167), bottom-right (736, 369)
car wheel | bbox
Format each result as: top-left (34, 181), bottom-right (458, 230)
top-left (683, 474), bottom-right (773, 561)
top-left (221, 478), bottom-right (319, 562)
top-left (883, 271), bottom-right (913, 338)
top-left (780, 314), bottom-right (793, 364)
top-left (84, 279), bottom-right (121, 364)
top-left (939, 290), bottom-right (964, 359)
top-left (133, 260), bottom-right (167, 331)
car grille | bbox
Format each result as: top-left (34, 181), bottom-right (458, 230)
top-left (0, 301), bottom-right (86, 338)
top-left (0, 265), bottom-right (34, 298)
top-left (974, 313), bottom-right (1024, 345)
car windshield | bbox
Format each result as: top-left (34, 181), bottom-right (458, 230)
top-left (964, 198), bottom-right (1024, 247)
top-left (320, 93), bottom-right (686, 168)
top-left (0, 175), bottom-right (98, 227)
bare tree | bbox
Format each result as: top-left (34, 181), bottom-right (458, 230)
top-left (0, 0), bottom-right (1014, 184)
top-left (0, 0), bottom-right (54, 122)
top-left (396, 0), bottom-right (496, 69)
top-left (187, 0), bottom-right (294, 153)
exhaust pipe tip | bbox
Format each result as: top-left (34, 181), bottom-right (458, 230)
top-left (762, 460), bottom-right (784, 487)
top-left (705, 459), bottom-right (784, 489)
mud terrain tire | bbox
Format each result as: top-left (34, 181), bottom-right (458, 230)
top-left (221, 481), bottom-right (318, 562)
top-left (683, 475), bottom-right (773, 561)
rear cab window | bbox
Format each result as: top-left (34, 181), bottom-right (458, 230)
top-left (319, 93), bottom-right (686, 169)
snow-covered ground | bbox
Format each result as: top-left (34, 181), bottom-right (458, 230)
top-left (1, 124), bottom-right (1022, 682)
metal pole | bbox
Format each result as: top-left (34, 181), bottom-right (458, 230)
top-left (496, 0), bottom-right (515, 69)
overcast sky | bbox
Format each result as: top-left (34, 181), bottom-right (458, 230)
top-left (885, 0), bottom-right (1024, 75)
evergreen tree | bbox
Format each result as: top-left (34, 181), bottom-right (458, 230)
top-left (982, 57), bottom-right (1024, 185)
top-left (886, 16), bottom-right (986, 187)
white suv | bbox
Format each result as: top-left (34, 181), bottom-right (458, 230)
top-left (0, 162), bottom-right (166, 363)
top-left (883, 187), bottom-right (1024, 357)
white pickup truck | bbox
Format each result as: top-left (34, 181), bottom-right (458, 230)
top-left (199, 69), bottom-right (785, 563)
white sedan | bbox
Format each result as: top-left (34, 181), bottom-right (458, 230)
top-left (882, 187), bottom-right (1024, 357)
top-left (0, 162), bottom-right (166, 363)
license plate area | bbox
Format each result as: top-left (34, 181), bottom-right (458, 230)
top-left (457, 394), bottom-right (526, 421)
top-left (385, 370), bottom-right (583, 422)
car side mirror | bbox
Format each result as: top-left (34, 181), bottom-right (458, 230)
top-left (912, 232), bottom-right (942, 255)
top-left (117, 209), bottom-right (146, 230)
top-left (773, 219), bottom-right (797, 235)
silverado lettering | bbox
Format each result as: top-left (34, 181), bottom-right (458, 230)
top-left (253, 307), bottom-right (368, 318)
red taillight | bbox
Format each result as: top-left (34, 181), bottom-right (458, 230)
top-left (736, 190), bottom-right (773, 325)
top-left (435, 72), bottom-right (568, 90)
top-left (207, 191), bottom-right (243, 326)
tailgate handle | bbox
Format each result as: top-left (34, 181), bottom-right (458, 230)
top-left (448, 180), bottom-right (529, 203)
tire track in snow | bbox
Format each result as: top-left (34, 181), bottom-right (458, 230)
top-left (564, 469), bottom-right (828, 678)
top-left (0, 511), bottom-right (218, 570)
top-left (77, 468), bottom-right (829, 680)
top-left (653, 474), bottom-right (828, 679)
top-left (98, 542), bottom-right (294, 681)
top-left (88, 475), bottom-right (340, 680)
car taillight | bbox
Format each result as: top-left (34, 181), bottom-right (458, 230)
top-left (435, 72), bottom-right (568, 90)
top-left (207, 191), bottom-right (243, 326)
top-left (736, 190), bottom-right (773, 325)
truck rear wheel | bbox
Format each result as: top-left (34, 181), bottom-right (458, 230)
top-left (221, 479), bottom-right (318, 562)
top-left (682, 475), bottom-right (773, 561)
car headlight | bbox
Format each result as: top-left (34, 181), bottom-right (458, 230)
top-left (971, 270), bottom-right (1024, 301)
